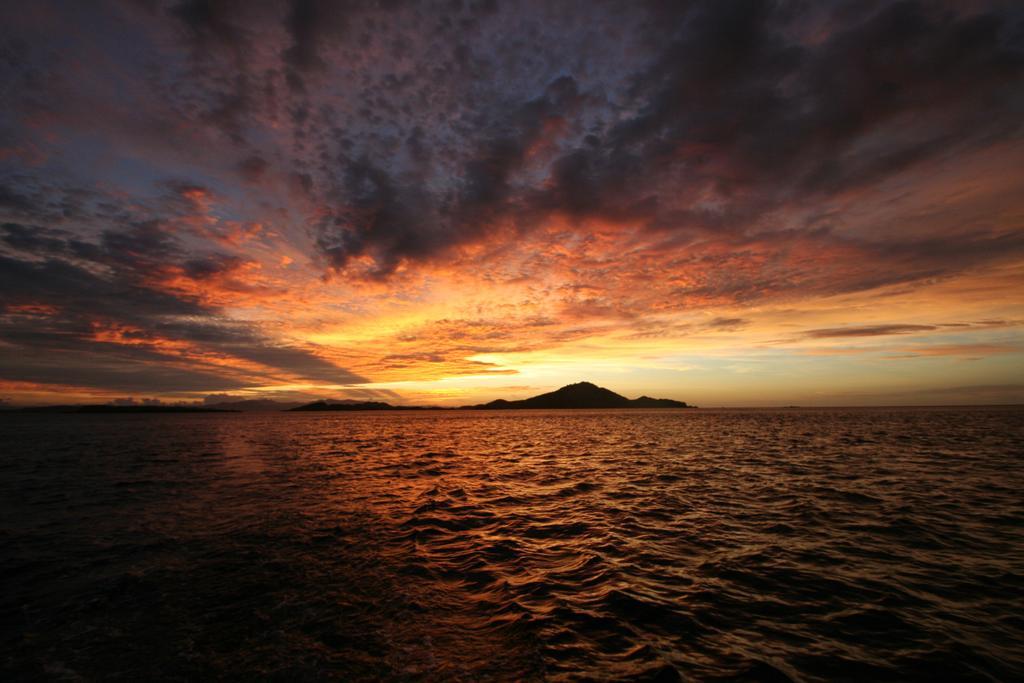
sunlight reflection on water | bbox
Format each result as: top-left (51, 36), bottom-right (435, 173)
top-left (2, 408), bottom-right (1023, 681)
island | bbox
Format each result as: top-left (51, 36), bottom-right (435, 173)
top-left (460, 381), bottom-right (690, 409)
top-left (7, 382), bottom-right (691, 413)
top-left (289, 382), bottom-right (691, 411)
top-left (13, 405), bottom-right (236, 414)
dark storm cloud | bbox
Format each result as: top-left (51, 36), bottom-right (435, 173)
top-left (161, 0), bottom-right (270, 143)
top-left (182, 252), bottom-right (248, 279)
top-left (315, 157), bottom-right (435, 274)
top-left (237, 154), bottom-right (268, 182)
top-left (281, 0), bottom-right (357, 76)
top-left (0, 351), bottom-right (250, 393)
top-left (0, 179), bottom-right (88, 225)
top-left (0, 0), bottom-right (1022, 395)
top-left (0, 186), bottom-right (38, 214)
top-left (279, 0), bottom-right (413, 94)
top-left (533, 1), bottom-right (1024, 223)
top-left (171, 0), bottom-right (249, 51)
top-left (1, 222), bottom-right (71, 253)
top-left (0, 248), bottom-right (363, 384)
top-left (316, 74), bottom-right (585, 274)
top-left (0, 251), bottom-right (204, 321)
top-left (5, 2), bottom-right (1022, 256)
top-left (288, 0), bottom-right (1023, 275)
top-left (7, 217), bottom-right (193, 281)
top-left (0, 210), bottom-right (366, 390)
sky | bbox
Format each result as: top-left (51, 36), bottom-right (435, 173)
top-left (0, 0), bottom-right (1022, 407)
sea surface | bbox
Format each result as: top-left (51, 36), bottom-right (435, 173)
top-left (1, 407), bottom-right (1023, 681)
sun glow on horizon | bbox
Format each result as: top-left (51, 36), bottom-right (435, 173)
top-left (1, 2), bottom-right (1022, 408)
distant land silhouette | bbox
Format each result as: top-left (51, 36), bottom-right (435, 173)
top-left (202, 399), bottom-right (304, 411)
top-left (13, 405), bottom-right (235, 414)
top-left (290, 400), bottom-right (431, 411)
top-left (461, 382), bottom-right (690, 409)
top-left (291, 382), bottom-right (691, 411)
top-left (6, 382), bottom-right (691, 413)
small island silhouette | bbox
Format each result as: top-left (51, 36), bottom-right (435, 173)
top-left (291, 382), bottom-right (691, 411)
top-left (6, 382), bottom-right (692, 413)
top-left (13, 405), bottom-right (235, 414)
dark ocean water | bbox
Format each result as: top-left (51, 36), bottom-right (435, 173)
top-left (1, 408), bottom-right (1022, 681)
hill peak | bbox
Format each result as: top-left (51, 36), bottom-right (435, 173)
top-left (465, 381), bottom-right (690, 410)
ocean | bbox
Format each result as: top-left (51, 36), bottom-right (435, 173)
top-left (2, 408), bottom-right (1022, 681)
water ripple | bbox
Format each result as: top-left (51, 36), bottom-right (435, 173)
top-left (1, 407), bottom-right (1022, 680)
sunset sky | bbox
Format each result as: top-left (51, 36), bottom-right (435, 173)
top-left (1, 0), bottom-right (1022, 407)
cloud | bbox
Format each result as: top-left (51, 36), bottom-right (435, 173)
top-left (801, 319), bottom-right (1023, 341)
top-left (0, 347), bottom-right (251, 393)
top-left (0, 1), bottom-right (1021, 400)
top-left (290, 1), bottom-right (1024, 291)
top-left (237, 154), bottom-right (268, 182)
top-left (888, 343), bottom-right (1021, 359)
top-left (171, 0), bottom-right (249, 52)
top-left (804, 324), bottom-right (938, 338)
top-left (281, 0), bottom-right (362, 87)
top-left (203, 392), bottom-right (238, 404)
top-left (313, 74), bottom-right (585, 275)
top-left (0, 204), bottom-right (366, 392)
top-left (705, 317), bottom-right (749, 331)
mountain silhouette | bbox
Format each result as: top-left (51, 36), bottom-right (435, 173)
top-left (463, 382), bottom-right (690, 409)
top-left (12, 383), bottom-right (691, 414)
top-left (288, 382), bottom-right (690, 411)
